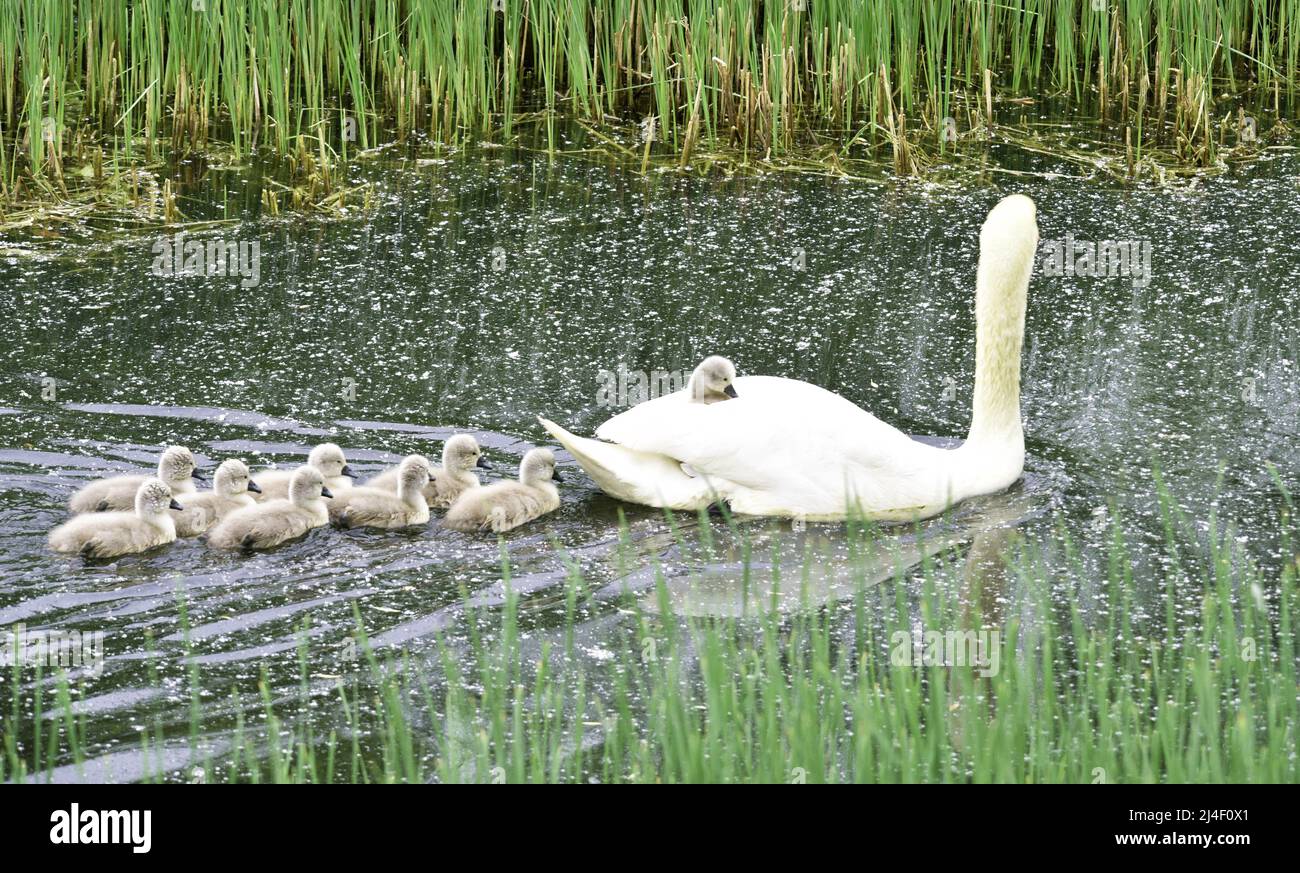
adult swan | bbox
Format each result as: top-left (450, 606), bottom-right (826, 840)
top-left (540, 194), bottom-right (1039, 521)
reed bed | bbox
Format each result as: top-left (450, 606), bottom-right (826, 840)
top-left (3, 480), bottom-right (1298, 784)
top-left (1, 0), bottom-right (1297, 209)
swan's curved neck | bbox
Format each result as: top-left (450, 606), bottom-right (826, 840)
top-left (965, 230), bottom-right (1033, 450)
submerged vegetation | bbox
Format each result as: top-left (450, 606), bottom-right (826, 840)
top-left (3, 0), bottom-right (1299, 223)
top-left (4, 481), bottom-right (1298, 784)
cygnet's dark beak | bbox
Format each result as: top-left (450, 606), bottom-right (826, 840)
top-left (341, 465), bottom-right (358, 479)
top-left (247, 480), bottom-right (262, 494)
top-left (552, 468), bottom-right (564, 482)
top-left (724, 384), bottom-right (739, 398)
top-left (321, 486), bottom-right (334, 499)
top-left (169, 498), bottom-right (184, 511)
top-left (191, 468), bottom-right (207, 481)
top-left (477, 456), bottom-right (493, 470)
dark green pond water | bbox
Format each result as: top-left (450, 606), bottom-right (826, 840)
top-left (2, 140), bottom-right (1299, 780)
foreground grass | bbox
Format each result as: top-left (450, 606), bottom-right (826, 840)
top-left (4, 0), bottom-right (1297, 215)
top-left (3, 479), bottom-right (1298, 784)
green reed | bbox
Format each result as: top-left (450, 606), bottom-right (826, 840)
top-left (1, 0), bottom-right (1296, 201)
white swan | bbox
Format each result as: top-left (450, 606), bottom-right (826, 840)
top-left (49, 479), bottom-right (181, 558)
top-left (540, 194), bottom-right (1039, 522)
top-left (68, 445), bottom-right (203, 513)
top-left (443, 448), bottom-right (562, 533)
top-left (329, 454), bottom-right (432, 529)
top-left (174, 458), bottom-right (261, 537)
top-left (367, 434), bottom-right (489, 508)
top-left (207, 466), bottom-right (333, 550)
top-left (253, 443), bottom-right (357, 501)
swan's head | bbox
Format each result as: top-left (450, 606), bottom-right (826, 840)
top-left (158, 445), bottom-right (202, 486)
top-left (688, 355), bottom-right (739, 404)
top-left (519, 448), bottom-right (563, 487)
top-left (288, 466), bottom-right (332, 505)
top-left (980, 194), bottom-right (1039, 264)
top-left (214, 459), bottom-right (257, 497)
top-left (443, 434), bottom-right (489, 474)
top-left (136, 478), bottom-right (181, 517)
top-left (397, 454), bottom-right (432, 491)
top-left (308, 443), bottom-right (355, 481)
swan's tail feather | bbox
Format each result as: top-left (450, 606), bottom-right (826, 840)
top-left (538, 416), bottom-right (717, 511)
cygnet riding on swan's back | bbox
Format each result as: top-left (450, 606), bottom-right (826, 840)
top-left (68, 445), bottom-right (204, 513)
top-left (687, 356), bottom-right (739, 404)
top-left (253, 443), bottom-right (357, 501)
top-left (540, 194), bottom-right (1039, 521)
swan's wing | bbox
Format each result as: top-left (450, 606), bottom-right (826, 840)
top-left (540, 418), bottom-right (721, 511)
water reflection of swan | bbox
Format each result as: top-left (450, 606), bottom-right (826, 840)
top-left (541, 195), bottom-right (1040, 522)
top-left (606, 485), bottom-right (1043, 618)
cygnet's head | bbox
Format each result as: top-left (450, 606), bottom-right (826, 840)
top-left (307, 443), bottom-right (356, 481)
top-left (288, 466), bottom-right (332, 505)
top-left (136, 478), bottom-right (182, 517)
top-left (688, 356), bottom-right (738, 404)
top-left (519, 448), bottom-right (563, 487)
top-left (397, 454), bottom-right (432, 491)
top-left (158, 445), bottom-right (202, 486)
top-left (214, 459), bottom-right (259, 497)
top-left (443, 434), bottom-right (490, 473)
